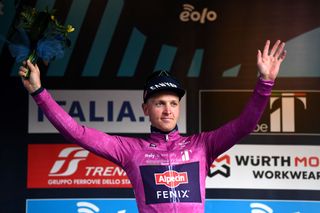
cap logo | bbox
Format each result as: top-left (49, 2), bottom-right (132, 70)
top-left (143, 71), bottom-right (185, 102)
top-left (149, 82), bottom-right (178, 90)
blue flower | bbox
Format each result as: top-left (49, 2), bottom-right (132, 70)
top-left (8, 43), bottom-right (30, 62)
top-left (4, 28), bottom-right (66, 63)
top-left (37, 37), bottom-right (64, 61)
top-left (8, 29), bottom-right (31, 62)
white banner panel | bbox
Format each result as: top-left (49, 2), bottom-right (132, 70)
top-left (206, 144), bottom-right (320, 190)
top-left (28, 90), bottom-right (186, 133)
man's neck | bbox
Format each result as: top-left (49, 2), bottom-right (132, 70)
top-left (150, 125), bottom-right (178, 134)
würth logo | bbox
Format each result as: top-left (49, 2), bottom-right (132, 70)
top-left (49, 147), bottom-right (89, 176)
top-left (154, 170), bottom-right (188, 188)
top-left (208, 155), bottom-right (231, 178)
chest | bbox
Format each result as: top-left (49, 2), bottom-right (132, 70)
top-left (129, 139), bottom-right (207, 168)
top-left (128, 144), bottom-right (206, 204)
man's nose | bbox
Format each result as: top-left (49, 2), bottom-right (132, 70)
top-left (163, 104), bottom-right (172, 114)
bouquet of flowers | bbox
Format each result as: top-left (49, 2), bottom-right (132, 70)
top-left (7, 6), bottom-right (74, 78)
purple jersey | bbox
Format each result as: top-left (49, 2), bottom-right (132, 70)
top-left (33, 78), bottom-right (273, 212)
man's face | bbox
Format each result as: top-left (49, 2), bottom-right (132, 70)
top-left (142, 91), bottom-right (180, 132)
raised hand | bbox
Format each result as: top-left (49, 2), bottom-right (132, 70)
top-left (18, 60), bottom-right (42, 94)
top-left (257, 40), bottom-right (287, 81)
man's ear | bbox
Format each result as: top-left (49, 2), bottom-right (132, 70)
top-left (142, 103), bottom-right (149, 116)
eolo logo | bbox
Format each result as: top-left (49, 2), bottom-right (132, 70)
top-left (254, 93), bottom-right (307, 133)
top-left (180, 4), bottom-right (218, 24)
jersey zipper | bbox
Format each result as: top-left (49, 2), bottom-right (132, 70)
top-left (165, 134), bottom-right (169, 142)
top-left (165, 133), bottom-right (178, 212)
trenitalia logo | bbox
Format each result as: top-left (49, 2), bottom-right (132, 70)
top-left (27, 144), bottom-right (131, 188)
top-left (208, 155), bottom-right (231, 178)
top-left (49, 147), bottom-right (89, 176)
top-left (200, 90), bottom-right (320, 135)
top-left (154, 170), bottom-right (188, 188)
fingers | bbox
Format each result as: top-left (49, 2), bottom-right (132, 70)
top-left (278, 49), bottom-right (287, 61)
top-left (18, 64), bottom-right (28, 78)
top-left (18, 60), bottom-right (40, 78)
top-left (34, 63), bottom-right (40, 73)
top-left (273, 41), bottom-right (286, 59)
top-left (26, 60), bottom-right (36, 72)
top-left (269, 40), bottom-right (281, 56)
top-left (257, 49), bottom-right (262, 64)
top-left (267, 40), bottom-right (286, 59)
top-left (262, 40), bottom-right (270, 58)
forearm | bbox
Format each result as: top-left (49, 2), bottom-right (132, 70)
top-left (232, 77), bottom-right (274, 135)
top-left (33, 89), bottom-right (83, 140)
top-left (32, 89), bottom-right (109, 152)
top-left (206, 78), bottom-right (273, 158)
top-left (32, 89), bottom-right (132, 166)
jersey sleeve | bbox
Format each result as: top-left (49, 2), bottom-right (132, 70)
top-left (32, 89), bottom-right (133, 167)
top-left (202, 78), bottom-right (274, 165)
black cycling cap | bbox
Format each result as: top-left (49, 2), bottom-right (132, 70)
top-left (143, 70), bottom-right (185, 103)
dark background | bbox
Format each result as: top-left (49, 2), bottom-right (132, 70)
top-left (0, 0), bottom-right (320, 212)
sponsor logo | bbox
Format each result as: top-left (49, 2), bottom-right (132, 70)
top-left (32, 198), bottom-right (318, 213)
top-left (236, 154), bottom-right (320, 180)
top-left (26, 199), bottom-right (136, 213)
top-left (149, 82), bottom-right (178, 90)
top-left (200, 90), bottom-right (319, 135)
top-left (144, 153), bottom-right (155, 159)
top-left (216, 154), bottom-right (320, 181)
top-left (208, 155), bottom-right (230, 178)
top-left (204, 199), bottom-right (320, 213)
top-left (250, 203), bottom-right (273, 213)
top-left (206, 145), bottom-right (320, 190)
top-left (149, 143), bottom-right (157, 148)
top-left (28, 144), bottom-right (131, 188)
top-left (140, 162), bottom-right (201, 204)
top-left (154, 170), bottom-right (188, 188)
top-left (178, 140), bottom-right (190, 148)
top-left (181, 149), bottom-right (190, 161)
top-left (49, 147), bottom-right (89, 176)
top-left (77, 202), bottom-right (100, 213)
top-left (254, 93), bottom-right (307, 133)
top-left (156, 190), bottom-right (190, 199)
top-left (180, 4), bottom-right (217, 24)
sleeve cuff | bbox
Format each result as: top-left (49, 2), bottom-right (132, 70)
top-left (31, 87), bottom-right (45, 97)
top-left (259, 76), bottom-right (275, 86)
top-left (255, 77), bottom-right (274, 96)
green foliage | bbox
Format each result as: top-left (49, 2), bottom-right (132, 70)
top-left (16, 6), bottom-right (74, 46)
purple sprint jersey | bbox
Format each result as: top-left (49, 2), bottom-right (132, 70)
top-left (33, 78), bottom-right (274, 213)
